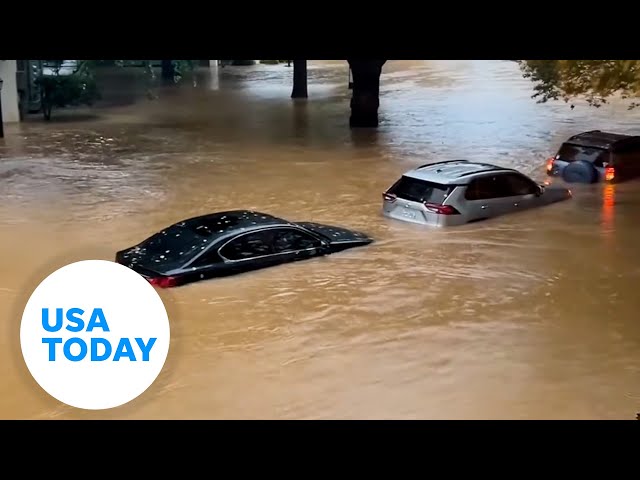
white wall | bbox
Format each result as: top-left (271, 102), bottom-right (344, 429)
top-left (0, 60), bottom-right (20, 123)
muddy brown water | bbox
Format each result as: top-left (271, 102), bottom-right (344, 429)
top-left (1, 60), bottom-right (640, 419)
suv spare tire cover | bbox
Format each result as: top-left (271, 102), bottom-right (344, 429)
top-left (562, 160), bottom-right (598, 183)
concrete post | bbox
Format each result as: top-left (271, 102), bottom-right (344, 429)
top-left (0, 60), bottom-right (20, 127)
top-left (208, 61), bottom-right (219, 90)
top-left (0, 79), bottom-right (3, 138)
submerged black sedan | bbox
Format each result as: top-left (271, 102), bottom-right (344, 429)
top-left (115, 210), bottom-right (373, 287)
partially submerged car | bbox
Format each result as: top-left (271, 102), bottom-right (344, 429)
top-left (382, 160), bottom-right (571, 227)
top-left (115, 210), bottom-right (373, 287)
top-left (546, 130), bottom-right (640, 184)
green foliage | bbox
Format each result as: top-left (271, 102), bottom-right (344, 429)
top-left (113, 60), bottom-right (198, 84)
top-left (36, 70), bottom-right (100, 120)
top-left (518, 60), bottom-right (640, 109)
top-left (172, 60), bottom-right (197, 80)
top-left (33, 60), bottom-right (204, 119)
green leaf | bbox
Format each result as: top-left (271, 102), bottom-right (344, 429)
top-left (519, 60), bottom-right (640, 109)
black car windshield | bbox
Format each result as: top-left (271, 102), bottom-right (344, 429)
top-left (133, 224), bottom-right (211, 270)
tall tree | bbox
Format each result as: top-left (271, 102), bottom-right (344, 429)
top-left (518, 60), bottom-right (640, 109)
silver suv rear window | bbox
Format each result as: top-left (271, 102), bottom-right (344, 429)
top-left (388, 176), bottom-right (454, 204)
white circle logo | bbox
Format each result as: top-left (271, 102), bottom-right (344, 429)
top-left (20, 260), bottom-right (171, 410)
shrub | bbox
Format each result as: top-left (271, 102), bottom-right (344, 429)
top-left (35, 74), bottom-right (100, 121)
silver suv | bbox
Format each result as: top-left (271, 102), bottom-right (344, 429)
top-left (382, 160), bottom-right (572, 227)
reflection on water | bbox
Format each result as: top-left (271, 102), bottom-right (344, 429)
top-left (601, 184), bottom-right (616, 240)
top-left (1, 60), bottom-right (640, 419)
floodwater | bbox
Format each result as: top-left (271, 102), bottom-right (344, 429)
top-left (1, 60), bottom-right (640, 419)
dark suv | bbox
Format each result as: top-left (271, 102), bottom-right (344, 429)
top-left (546, 130), bottom-right (640, 184)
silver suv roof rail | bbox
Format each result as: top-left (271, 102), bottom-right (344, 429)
top-left (416, 159), bottom-right (470, 170)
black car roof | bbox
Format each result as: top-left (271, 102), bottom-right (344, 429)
top-left (172, 210), bottom-right (293, 239)
top-left (118, 211), bottom-right (293, 275)
top-left (564, 130), bottom-right (640, 151)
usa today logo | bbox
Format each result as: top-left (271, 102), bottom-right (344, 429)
top-left (20, 260), bottom-right (171, 410)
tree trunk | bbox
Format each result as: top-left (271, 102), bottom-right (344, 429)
top-left (291, 60), bottom-right (308, 99)
top-left (43, 102), bottom-right (52, 121)
top-left (161, 60), bottom-right (175, 81)
top-left (347, 60), bottom-right (386, 128)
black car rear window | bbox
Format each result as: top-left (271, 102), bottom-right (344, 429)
top-left (557, 143), bottom-right (609, 166)
top-left (388, 176), bottom-right (454, 204)
top-left (134, 225), bottom-right (210, 270)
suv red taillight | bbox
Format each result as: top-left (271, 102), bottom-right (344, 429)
top-left (148, 276), bottom-right (177, 288)
top-left (605, 166), bottom-right (615, 182)
top-left (546, 157), bottom-right (555, 173)
top-left (382, 192), bottom-right (397, 202)
top-left (424, 203), bottom-right (460, 215)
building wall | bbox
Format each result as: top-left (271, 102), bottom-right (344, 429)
top-left (0, 60), bottom-right (20, 123)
